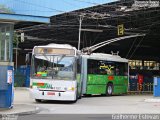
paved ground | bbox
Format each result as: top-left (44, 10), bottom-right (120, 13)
top-left (12, 88), bottom-right (160, 114)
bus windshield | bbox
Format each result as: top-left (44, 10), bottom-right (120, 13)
top-left (31, 55), bottom-right (76, 80)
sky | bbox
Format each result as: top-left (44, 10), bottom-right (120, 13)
top-left (0, 0), bottom-right (117, 16)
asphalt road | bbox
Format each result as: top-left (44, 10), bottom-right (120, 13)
top-left (14, 88), bottom-right (160, 114)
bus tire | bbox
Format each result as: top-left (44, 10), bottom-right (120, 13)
top-left (78, 94), bottom-right (82, 99)
top-left (73, 89), bottom-right (78, 103)
top-left (73, 95), bottom-right (78, 103)
top-left (35, 99), bottom-right (42, 103)
top-left (78, 90), bottom-right (82, 99)
top-left (106, 83), bottom-right (113, 96)
top-left (79, 81), bottom-right (83, 99)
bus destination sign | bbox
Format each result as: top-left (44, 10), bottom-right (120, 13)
top-left (34, 47), bottom-right (75, 55)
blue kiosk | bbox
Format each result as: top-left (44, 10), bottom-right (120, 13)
top-left (0, 13), bottom-right (49, 108)
top-left (153, 77), bottom-right (160, 97)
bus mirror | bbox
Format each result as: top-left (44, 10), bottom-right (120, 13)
top-left (25, 53), bottom-right (30, 63)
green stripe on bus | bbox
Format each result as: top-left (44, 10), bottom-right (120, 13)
top-left (32, 82), bottom-right (48, 88)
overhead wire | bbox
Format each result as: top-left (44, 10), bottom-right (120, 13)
top-left (17, 5), bottom-right (160, 32)
top-left (60, 0), bottom-right (80, 7)
top-left (128, 21), bottom-right (160, 59)
top-left (9, 0), bottom-right (128, 25)
top-left (11, 9), bottom-right (62, 12)
top-left (46, 19), bottom-right (160, 46)
top-left (73, 0), bottom-right (105, 5)
top-left (13, 0), bottom-right (160, 50)
top-left (12, 0), bottom-right (110, 15)
top-left (73, 0), bottom-right (120, 7)
top-left (11, 0), bottom-right (141, 20)
top-left (125, 37), bottom-right (138, 58)
top-left (19, 16), bottom-right (159, 49)
top-left (126, 9), bottom-right (160, 58)
top-left (13, 0), bottom-right (67, 13)
top-left (51, 10), bottom-right (160, 32)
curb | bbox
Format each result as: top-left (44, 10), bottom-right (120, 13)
top-left (0, 105), bottom-right (41, 117)
top-left (14, 106), bottom-right (41, 116)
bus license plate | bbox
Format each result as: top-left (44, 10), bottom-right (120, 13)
top-left (47, 92), bottom-right (55, 95)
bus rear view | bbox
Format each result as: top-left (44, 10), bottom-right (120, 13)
top-left (29, 44), bottom-right (79, 102)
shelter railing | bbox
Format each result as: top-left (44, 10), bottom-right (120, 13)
top-left (128, 83), bottom-right (153, 94)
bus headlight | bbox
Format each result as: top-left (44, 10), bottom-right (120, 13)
top-left (68, 87), bottom-right (75, 91)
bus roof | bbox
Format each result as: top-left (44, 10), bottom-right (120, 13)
top-left (33, 43), bottom-right (77, 50)
top-left (81, 53), bottom-right (128, 63)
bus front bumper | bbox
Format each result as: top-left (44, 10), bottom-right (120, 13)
top-left (29, 89), bottom-right (77, 101)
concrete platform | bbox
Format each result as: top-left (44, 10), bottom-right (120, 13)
top-left (0, 104), bottom-right (40, 115)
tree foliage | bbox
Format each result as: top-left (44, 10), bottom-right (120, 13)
top-left (0, 4), bottom-right (14, 13)
top-left (13, 33), bottom-right (20, 48)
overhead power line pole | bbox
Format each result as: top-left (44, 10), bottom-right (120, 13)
top-left (78, 15), bottom-right (83, 50)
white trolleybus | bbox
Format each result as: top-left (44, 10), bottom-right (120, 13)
top-left (30, 44), bottom-right (129, 102)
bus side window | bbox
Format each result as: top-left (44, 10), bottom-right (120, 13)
top-left (115, 62), bottom-right (128, 76)
top-left (116, 63), bottom-right (123, 76)
top-left (105, 62), bottom-right (115, 75)
top-left (124, 63), bottom-right (128, 76)
top-left (115, 64), bottom-right (120, 75)
top-left (88, 59), bottom-right (98, 74)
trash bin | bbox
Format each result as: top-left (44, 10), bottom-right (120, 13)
top-left (153, 77), bottom-right (160, 97)
top-left (0, 65), bottom-right (14, 108)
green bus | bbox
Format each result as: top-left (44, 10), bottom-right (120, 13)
top-left (30, 44), bottom-right (128, 102)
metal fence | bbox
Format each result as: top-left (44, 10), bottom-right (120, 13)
top-left (128, 82), bottom-right (153, 94)
top-left (14, 65), bottom-right (30, 87)
top-left (14, 70), bottom-right (26, 87)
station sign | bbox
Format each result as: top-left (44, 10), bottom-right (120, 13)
top-left (118, 24), bottom-right (124, 36)
top-left (34, 47), bottom-right (75, 55)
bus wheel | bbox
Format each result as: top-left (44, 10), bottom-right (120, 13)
top-left (78, 91), bottom-right (82, 99)
top-left (106, 83), bottom-right (113, 96)
top-left (73, 89), bottom-right (78, 103)
top-left (73, 95), bottom-right (78, 103)
top-left (35, 99), bottom-right (42, 103)
top-left (78, 94), bottom-right (82, 99)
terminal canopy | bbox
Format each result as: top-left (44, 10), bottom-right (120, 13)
top-left (14, 0), bottom-right (160, 60)
top-left (0, 13), bottom-right (50, 24)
